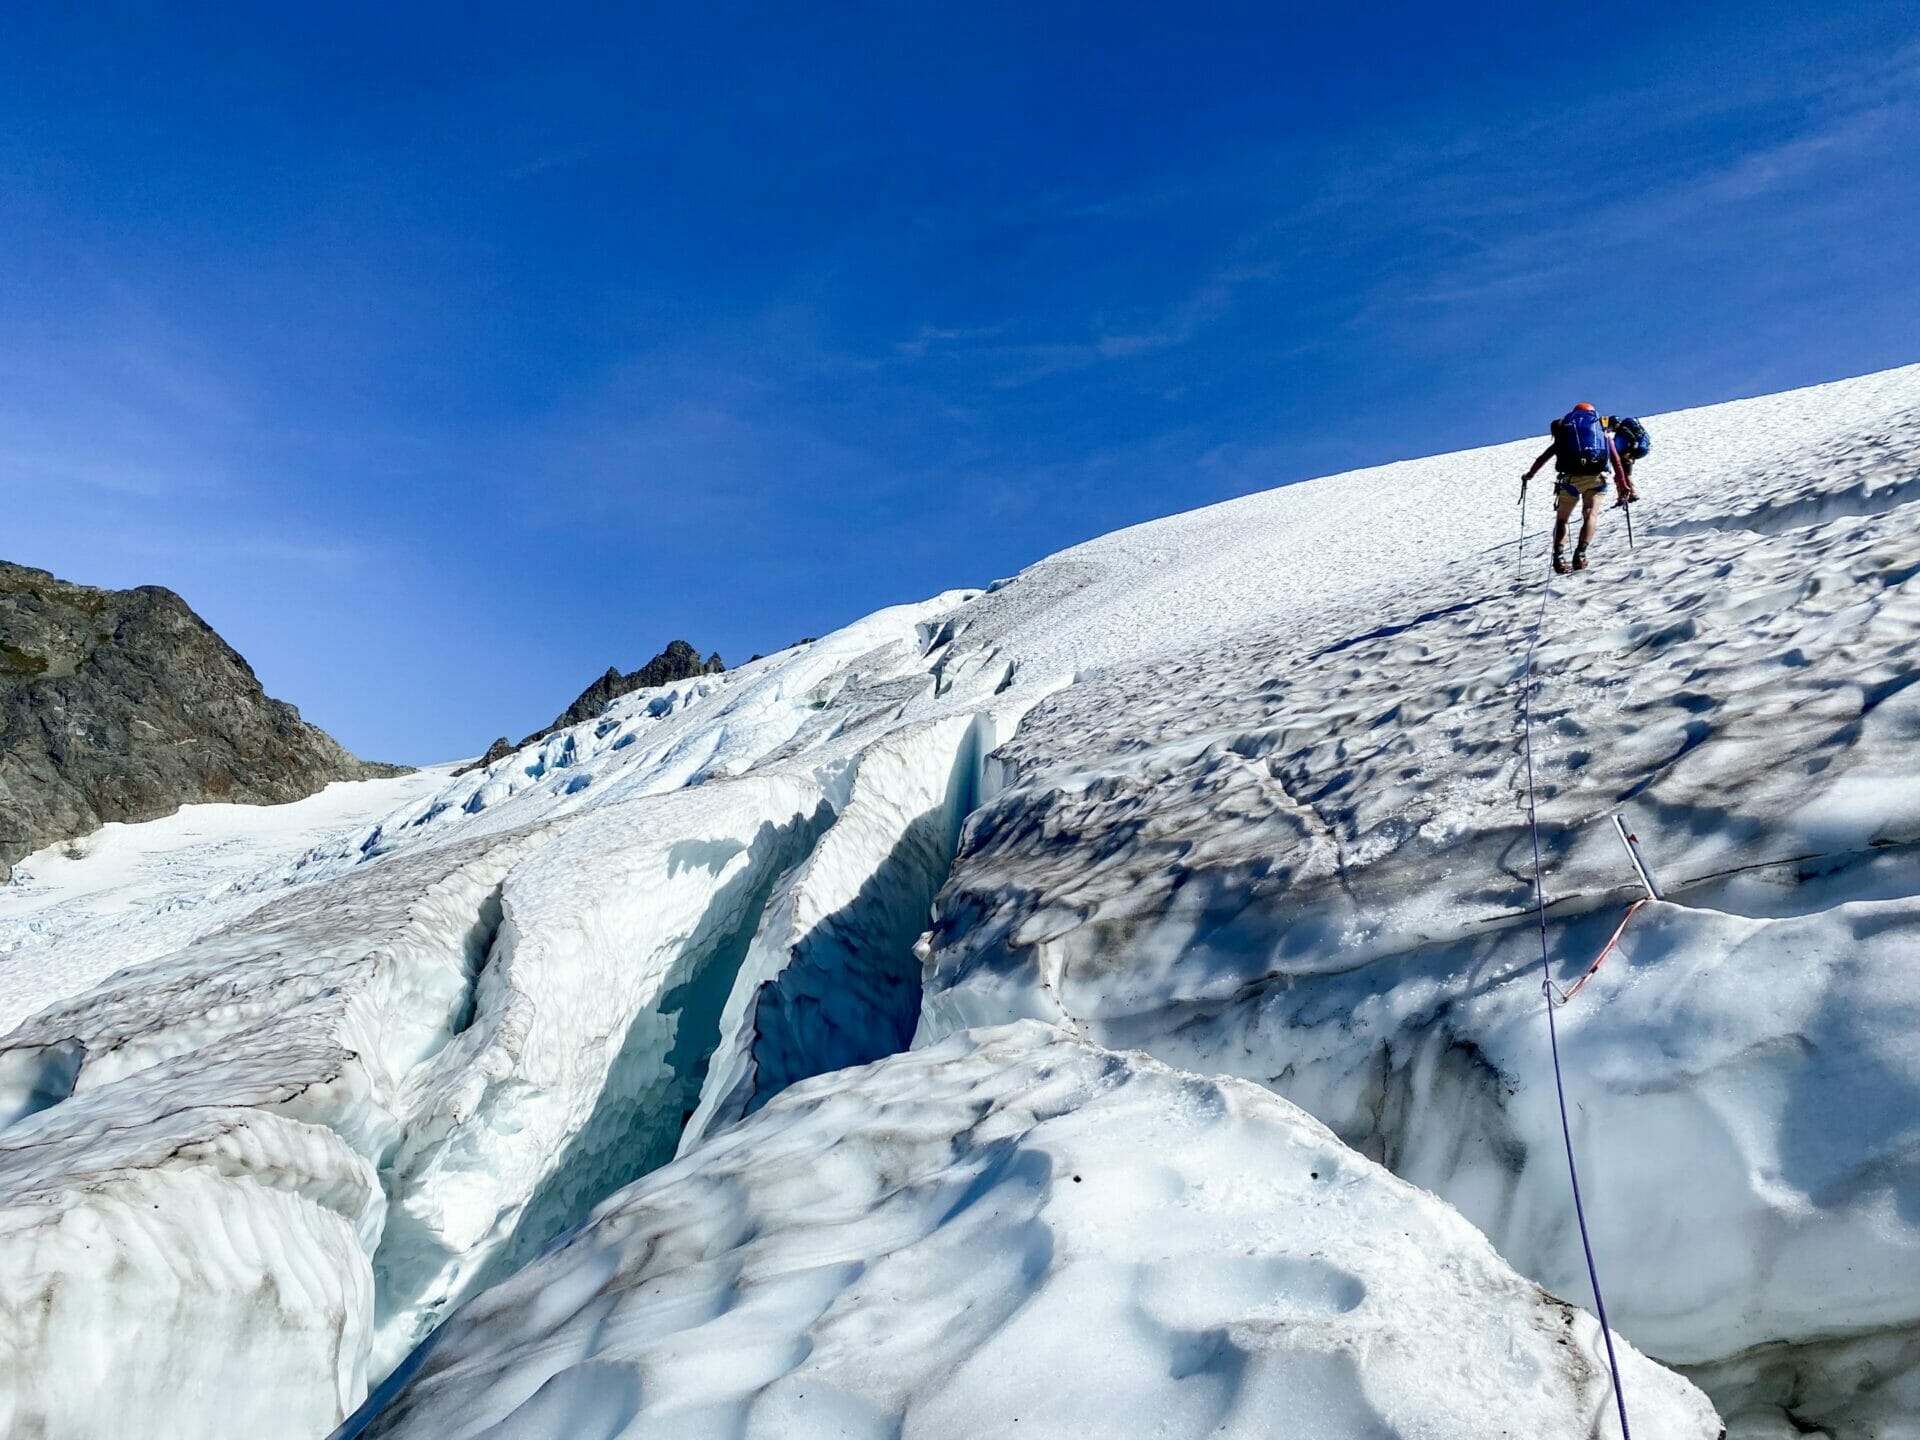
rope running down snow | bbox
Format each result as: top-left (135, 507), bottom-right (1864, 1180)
top-left (1516, 567), bottom-right (1634, 1438)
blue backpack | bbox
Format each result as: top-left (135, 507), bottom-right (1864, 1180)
top-left (1552, 408), bottom-right (1611, 475)
top-left (1612, 416), bottom-right (1651, 459)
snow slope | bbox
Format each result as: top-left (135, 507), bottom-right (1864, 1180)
top-left (0, 770), bottom-right (447, 1032)
top-left (0, 362), bottom-right (1915, 1438)
top-left (0, 595), bottom-right (1038, 1438)
top-left (913, 371), bottom-right (1920, 1436)
top-left (338, 1023), bottom-right (1719, 1440)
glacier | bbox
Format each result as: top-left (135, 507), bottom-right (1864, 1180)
top-left (0, 362), bottom-right (1915, 1437)
top-left (335, 1023), bottom-right (1720, 1440)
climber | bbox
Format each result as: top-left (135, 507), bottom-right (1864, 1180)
top-left (1605, 415), bottom-right (1652, 501)
top-left (1520, 403), bottom-right (1636, 574)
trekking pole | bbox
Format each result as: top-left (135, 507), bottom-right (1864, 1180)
top-left (1518, 479), bottom-right (1529, 583)
top-left (1624, 497), bottom-right (1636, 552)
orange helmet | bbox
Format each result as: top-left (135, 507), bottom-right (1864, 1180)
top-left (1573, 402), bottom-right (1596, 412)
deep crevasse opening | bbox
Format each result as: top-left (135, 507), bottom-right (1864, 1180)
top-left (679, 711), bottom-right (996, 1154)
top-left (363, 783), bottom-right (833, 1376)
top-left (0, 591), bottom-right (1035, 1440)
top-left (450, 805), bottom-right (835, 1297)
top-left (363, 708), bottom-right (1013, 1382)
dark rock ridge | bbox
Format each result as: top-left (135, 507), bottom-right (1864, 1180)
top-left (0, 560), bottom-right (408, 881)
top-left (462, 641), bottom-right (723, 774)
top-left (546, 641), bottom-right (725, 735)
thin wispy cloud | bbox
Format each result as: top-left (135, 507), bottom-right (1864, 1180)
top-left (101, 527), bottom-right (372, 572)
top-left (2, 4), bottom-right (1910, 761)
top-left (0, 293), bottom-right (255, 499)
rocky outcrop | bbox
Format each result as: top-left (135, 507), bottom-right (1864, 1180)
top-left (459, 641), bottom-right (723, 774)
top-left (543, 641), bottom-right (724, 735)
top-left (470, 736), bottom-right (516, 770)
top-left (0, 561), bottom-right (406, 880)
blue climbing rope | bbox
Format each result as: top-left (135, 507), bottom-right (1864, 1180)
top-left (1517, 566), bottom-right (1634, 1439)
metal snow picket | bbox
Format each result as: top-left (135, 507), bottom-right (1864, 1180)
top-left (1613, 815), bottom-right (1663, 901)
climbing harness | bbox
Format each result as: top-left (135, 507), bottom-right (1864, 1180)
top-left (1516, 568), bottom-right (1635, 1439)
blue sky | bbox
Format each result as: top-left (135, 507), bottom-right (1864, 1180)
top-left (2, 4), bottom-right (1914, 763)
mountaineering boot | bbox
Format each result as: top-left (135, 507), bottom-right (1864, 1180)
top-left (1552, 550), bottom-right (1570, 575)
top-left (1572, 547), bottom-right (1589, 571)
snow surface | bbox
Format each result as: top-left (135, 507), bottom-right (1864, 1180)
top-left (914, 369), bottom-right (1920, 1436)
top-left (338, 1023), bottom-right (1719, 1440)
top-left (0, 770), bottom-right (447, 1032)
top-left (0, 361), bottom-right (1915, 1438)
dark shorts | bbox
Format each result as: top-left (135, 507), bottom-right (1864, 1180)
top-left (1555, 472), bottom-right (1608, 500)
